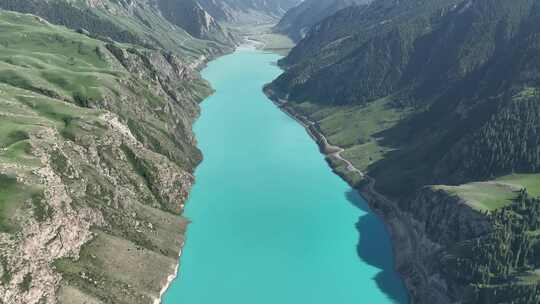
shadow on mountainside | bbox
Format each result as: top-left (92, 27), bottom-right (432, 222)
top-left (345, 190), bottom-right (409, 304)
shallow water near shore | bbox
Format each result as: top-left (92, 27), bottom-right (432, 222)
top-left (163, 48), bottom-right (408, 304)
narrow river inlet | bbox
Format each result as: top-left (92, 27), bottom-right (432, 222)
top-left (163, 47), bottom-right (408, 304)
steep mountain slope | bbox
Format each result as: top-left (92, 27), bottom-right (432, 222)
top-left (155, 0), bottom-right (237, 44)
top-left (0, 0), bottom-right (237, 56)
top-left (267, 0), bottom-right (540, 302)
top-left (274, 0), bottom-right (372, 41)
top-left (198, 0), bottom-right (301, 24)
top-left (0, 6), bottom-right (215, 304)
top-left (270, 0), bottom-right (540, 193)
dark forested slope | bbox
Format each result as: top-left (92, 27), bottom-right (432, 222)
top-left (267, 0), bottom-right (540, 303)
top-left (270, 0), bottom-right (540, 194)
top-left (155, 0), bottom-right (236, 44)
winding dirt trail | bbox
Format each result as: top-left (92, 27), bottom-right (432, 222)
top-left (270, 97), bottom-right (364, 177)
top-left (265, 93), bottom-right (434, 302)
top-left (317, 131), bottom-right (364, 176)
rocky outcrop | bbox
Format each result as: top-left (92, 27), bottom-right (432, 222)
top-left (0, 109), bottom-right (194, 303)
top-left (0, 129), bottom-right (106, 303)
top-left (198, 0), bottom-right (301, 24)
top-left (0, 0), bottom-right (236, 55)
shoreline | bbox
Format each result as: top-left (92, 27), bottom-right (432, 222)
top-left (154, 37), bottom-right (263, 303)
top-left (157, 45), bottom-right (421, 303)
top-left (152, 44), bottom-right (235, 304)
top-left (153, 242), bottom-right (185, 304)
top-left (263, 86), bottom-right (426, 304)
top-left (153, 31), bottom-right (261, 301)
top-left (154, 33), bottom-right (274, 304)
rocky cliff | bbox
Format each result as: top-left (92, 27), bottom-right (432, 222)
top-left (198, 0), bottom-right (301, 24)
top-left (0, 10), bottom-right (215, 304)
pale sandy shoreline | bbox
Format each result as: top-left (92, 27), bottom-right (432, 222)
top-left (154, 241), bottom-right (184, 304)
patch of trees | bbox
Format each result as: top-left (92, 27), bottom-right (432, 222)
top-left (440, 94), bottom-right (540, 182)
top-left (444, 190), bottom-right (540, 303)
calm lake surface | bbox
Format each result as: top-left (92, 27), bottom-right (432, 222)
top-left (163, 48), bottom-right (408, 304)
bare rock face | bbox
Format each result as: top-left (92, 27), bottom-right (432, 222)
top-left (156, 0), bottom-right (237, 45)
top-left (104, 43), bottom-right (206, 169)
top-left (0, 131), bottom-right (105, 303)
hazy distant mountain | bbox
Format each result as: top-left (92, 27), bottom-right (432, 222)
top-left (198, 0), bottom-right (302, 24)
top-left (274, 0), bottom-right (372, 41)
top-left (156, 0), bottom-right (237, 44)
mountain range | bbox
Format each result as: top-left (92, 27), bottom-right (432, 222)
top-left (275, 0), bottom-right (372, 41)
top-left (267, 0), bottom-right (540, 302)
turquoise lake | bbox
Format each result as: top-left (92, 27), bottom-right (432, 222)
top-left (163, 48), bottom-right (408, 304)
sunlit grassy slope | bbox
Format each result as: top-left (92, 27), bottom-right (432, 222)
top-left (0, 10), bottom-right (206, 303)
top-left (0, 11), bottom-right (111, 232)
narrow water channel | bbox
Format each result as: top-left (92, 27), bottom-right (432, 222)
top-left (163, 47), bottom-right (408, 304)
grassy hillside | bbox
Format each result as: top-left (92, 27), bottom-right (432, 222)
top-left (0, 0), bottom-right (235, 59)
top-left (0, 10), bottom-right (210, 304)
